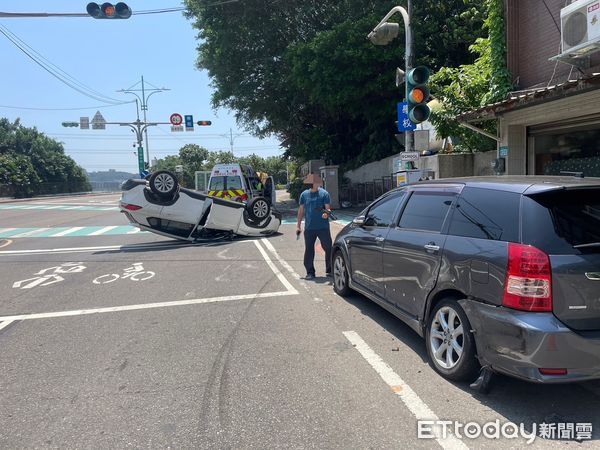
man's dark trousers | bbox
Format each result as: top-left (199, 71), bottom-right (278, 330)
top-left (303, 227), bottom-right (332, 276)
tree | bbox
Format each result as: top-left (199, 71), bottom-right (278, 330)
top-left (184, 0), bottom-right (487, 168)
top-left (0, 118), bottom-right (91, 197)
top-left (429, 0), bottom-right (512, 152)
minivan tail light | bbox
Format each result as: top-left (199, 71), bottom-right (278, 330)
top-left (503, 243), bottom-right (552, 312)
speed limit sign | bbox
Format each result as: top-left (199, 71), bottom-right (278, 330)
top-left (170, 113), bottom-right (183, 126)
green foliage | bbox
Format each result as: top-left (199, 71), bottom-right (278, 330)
top-left (429, 0), bottom-right (512, 152)
top-left (0, 118), bottom-right (91, 197)
top-left (287, 178), bottom-right (305, 203)
top-left (184, 0), bottom-right (487, 167)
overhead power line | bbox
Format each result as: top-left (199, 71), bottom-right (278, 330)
top-left (0, 103), bottom-right (132, 111)
top-left (0, 24), bottom-right (130, 105)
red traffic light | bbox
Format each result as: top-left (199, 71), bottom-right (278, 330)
top-left (196, 121), bottom-right (212, 126)
top-left (87, 2), bottom-right (131, 19)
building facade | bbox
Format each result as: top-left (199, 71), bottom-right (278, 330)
top-left (461, 0), bottom-right (600, 176)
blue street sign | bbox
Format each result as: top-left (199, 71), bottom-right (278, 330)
top-left (184, 115), bottom-right (194, 131)
top-left (397, 102), bottom-right (416, 132)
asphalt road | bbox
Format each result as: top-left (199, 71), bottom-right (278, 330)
top-left (0, 193), bottom-right (599, 449)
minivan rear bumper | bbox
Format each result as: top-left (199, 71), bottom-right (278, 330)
top-left (460, 300), bottom-right (600, 383)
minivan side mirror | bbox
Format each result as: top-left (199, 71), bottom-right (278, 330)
top-left (353, 215), bottom-right (366, 226)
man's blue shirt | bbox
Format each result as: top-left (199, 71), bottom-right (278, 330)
top-left (300, 188), bottom-right (331, 230)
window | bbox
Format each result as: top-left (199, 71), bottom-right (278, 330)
top-left (448, 187), bottom-right (520, 242)
top-left (398, 191), bottom-right (455, 232)
top-left (523, 189), bottom-right (600, 255)
top-left (209, 176), bottom-right (225, 191)
top-left (226, 176), bottom-right (243, 190)
top-left (366, 191), bottom-right (405, 227)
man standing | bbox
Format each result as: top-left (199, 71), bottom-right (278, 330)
top-left (296, 173), bottom-right (333, 280)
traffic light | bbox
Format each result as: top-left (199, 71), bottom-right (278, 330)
top-left (196, 121), bottom-right (212, 126)
top-left (62, 122), bottom-right (79, 127)
top-left (406, 66), bottom-right (431, 124)
top-left (86, 2), bottom-right (131, 19)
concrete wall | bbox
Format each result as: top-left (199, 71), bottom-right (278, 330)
top-left (343, 155), bottom-right (395, 184)
top-left (344, 150), bottom-right (497, 183)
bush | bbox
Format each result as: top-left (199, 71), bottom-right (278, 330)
top-left (287, 178), bottom-right (306, 203)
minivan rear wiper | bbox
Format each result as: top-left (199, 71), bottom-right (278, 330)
top-left (573, 242), bottom-right (600, 249)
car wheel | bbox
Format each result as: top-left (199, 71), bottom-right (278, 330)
top-left (426, 299), bottom-right (480, 382)
top-left (149, 170), bottom-right (178, 198)
top-left (333, 250), bottom-right (351, 296)
top-left (247, 197), bottom-right (271, 221)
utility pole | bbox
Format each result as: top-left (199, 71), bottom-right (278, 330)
top-left (406, 0), bottom-right (414, 153)
top-left (117, 76), bottom-right (169, 166)
top-left (222, 128), bottom-right (244, 154)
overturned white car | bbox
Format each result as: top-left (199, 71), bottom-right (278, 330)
top-left (119, 171), bottom-right (281, 241)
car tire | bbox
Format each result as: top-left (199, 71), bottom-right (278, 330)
top-left (332, 250), bottom-right (351, 296)
top-left (149, 170), bottom-right (178, 198)
top-left (426, 299), bottom-right (480, 382)
top-left (247, 197), bottom-right (270, 221)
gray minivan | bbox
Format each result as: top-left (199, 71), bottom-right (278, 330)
top-left (332, 176), bottom-right (600, 384)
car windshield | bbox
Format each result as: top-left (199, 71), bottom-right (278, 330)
top-left (226, 176), bottom-right (243, 190)
top-left (209, 176), bottom-right (225, 191)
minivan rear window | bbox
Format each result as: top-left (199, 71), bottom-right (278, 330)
top-left (522, 189), bottom-right (600, 254)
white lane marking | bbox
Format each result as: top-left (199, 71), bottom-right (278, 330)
top-left (50, 227), bottom-right (85, 237)
top-left (62, 206), bottom-right (85, 210)
top-left (41, 205), bottom-right (64, 210)
top-left (343, 331), bottom-right (468, 450)
top-left (0, 241), bottom-right (250, 256)
top-left (11, 228), bottom-right (50, 238)
top-left (261, 238), bottom-right (302, 280)
top-left (88, 226), bottom-right (118, 236)
top-left (253, 240), bottom-right (298, 295)
top-left (126, 227), bottom-right (141, 234)
top-left (0, 239), bottom-right (13, 249)
top-left (0, 291), bottom-right (296, 322)
top-left (0, 320), bottom-right (14, 331)
top-left (0, 228), bottom-right (17, 234)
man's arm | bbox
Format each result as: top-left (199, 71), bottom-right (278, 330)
top-left (297, 204), bottom-right (304, 231)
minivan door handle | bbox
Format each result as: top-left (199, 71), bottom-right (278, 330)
top-left (424, 243), bottom-right (440, 252)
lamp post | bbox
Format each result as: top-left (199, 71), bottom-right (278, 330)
top-left (367, 3), bottom-right (414, 152)
top-left (117, 76), bottom-right (170, 166)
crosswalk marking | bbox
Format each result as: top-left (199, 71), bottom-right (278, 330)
top-left (88, 226), bottom-right (118, 236)
top-left (10, 228), bottom-right (50, 238)
top-left (50, 227), bottom-right (85, 237)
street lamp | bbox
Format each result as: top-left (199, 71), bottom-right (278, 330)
top-left (367, 4), bottom-right (414, 152)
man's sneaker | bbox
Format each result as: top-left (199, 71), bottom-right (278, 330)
top-left (305, 274), bottom-right (316, 280)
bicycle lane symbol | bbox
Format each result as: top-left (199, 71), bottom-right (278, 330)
top-left (93, 262), bottom-right (155, 285)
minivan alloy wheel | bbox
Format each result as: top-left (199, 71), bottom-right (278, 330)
top-left (334, 255), bottom-right (346, 291)
top-left (429, 306), bottom-right (464, 369)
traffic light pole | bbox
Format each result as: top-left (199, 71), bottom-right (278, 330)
top-left (369, 5), bottom-right (413, 153)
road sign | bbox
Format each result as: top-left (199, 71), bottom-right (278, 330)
top-left (91, 111), bottom-right (106, 130)
top-left (170, 113), bottom-right (183, 126)
top-left (400, 151), bottom-right (420, 161)
top-left (414, 130), bottom-right (430, 151)
top-left (184, 115), bottom-right (194, 131)
top-left (137, 146), bottom-right (145, 174)
top-left (171, 125), bottom-right (184, 132)
top-left (499, 146), bottom-right (509, 157)
top-left (80, 117), bottom-right (90, 130)
top-left (397, 102), bottom-right (416, 132)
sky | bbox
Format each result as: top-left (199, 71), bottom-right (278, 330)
top-left (0, 0), bottom-right (282, 173)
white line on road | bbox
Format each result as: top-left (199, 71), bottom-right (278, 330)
top-left (343, 331), bottom-right (468, 450)
top-left (253, 240), bottom-right (298, 295)
top-left (50, 227), bottom-right (85, 237)
top-left (0, 320), bottom-right (14, 331)
top-left (62, 206), bottom-right (85, 210)
top-left (11, 228), bottom-right (50, 238)
top-left (261, 238), bottom-right (302, 280)
top-left (0, 291), bottom-right (296, 322)
top-left (88, 226), bottom-right (118, 236)
top-left (0, 228), bottom-right (17, 234)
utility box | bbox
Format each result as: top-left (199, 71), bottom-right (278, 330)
top-left (319, 165), bottom-right (340, 209)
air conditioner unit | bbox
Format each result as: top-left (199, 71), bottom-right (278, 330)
top-left (560, 0), bottom-right (600, 56)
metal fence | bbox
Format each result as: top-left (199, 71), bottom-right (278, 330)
top-left (340, 174), bottom-right (396, 207)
